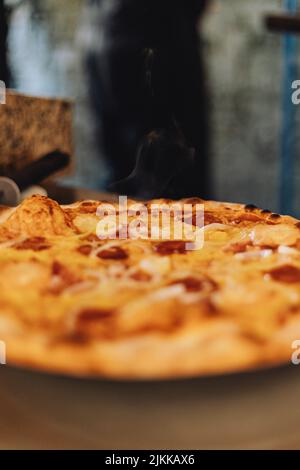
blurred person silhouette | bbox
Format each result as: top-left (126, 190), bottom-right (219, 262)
top-left (86, 0), bottom-right (210, 199)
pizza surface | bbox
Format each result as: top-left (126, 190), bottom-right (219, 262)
top-left (0, 194), bottom-right (300, 379)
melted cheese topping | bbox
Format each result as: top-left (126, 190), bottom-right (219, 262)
top-left (0, 195), bottom-right (300, 347)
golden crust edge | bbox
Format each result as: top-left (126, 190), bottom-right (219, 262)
top-left (1, 326), bottom-right (295, 381)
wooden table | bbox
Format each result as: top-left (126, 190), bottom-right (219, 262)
top-left (0, 364), bottom-right (300, 449)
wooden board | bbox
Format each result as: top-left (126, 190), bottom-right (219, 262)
top-left (0, 364), bottom-right (299, 449)
top-left (0, 90), bottom-right (73, 172)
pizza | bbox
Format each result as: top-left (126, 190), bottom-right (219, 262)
top-left (0, 194), bottom-right (300, 379)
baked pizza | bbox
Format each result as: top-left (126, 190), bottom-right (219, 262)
top-left (0, 194), bottom-right (300, 379)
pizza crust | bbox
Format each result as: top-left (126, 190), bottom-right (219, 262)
top-left (2, 319), bottom-right (295, 380)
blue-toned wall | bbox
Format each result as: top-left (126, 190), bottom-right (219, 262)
top-left (204, 0), bottom-right (284, 211)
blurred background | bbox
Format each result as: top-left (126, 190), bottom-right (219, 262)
top-left (1, 0), bottom-right (300, 214)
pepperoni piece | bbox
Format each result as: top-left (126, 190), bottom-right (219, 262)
top-left (77, 308), bottom-right (114, 322)
top-left (78, 202), bottom-right (99, 213)
top-left (232, 213), bottom-right (265, 224)
top-left (77, 244), bottom-right (93, 256)
top-left (183, 212), bottom-right (221, 226)
top-left (233, 213), bottom-right (277, 226)
top-left (244, 204), bottom-right (258, 211)
top-left (204, 213), bottom-right (224, 225)
top-left (224, 242), bottom-right (251, 254)
top-left (269, 213), bottom-right (281, 220)
top-left (186, 210), bottom-right (275, 227)
top-left (97, 246), bottom-right (128, 260)
top-left (170, 277), bottom-right (217, 293)
top-left (155, 241), bottom-right (187, 255)
top-left (267, 265), bottom-right (300, 283)
top-left (49, 261), bottom-right (81, 295)
top-left (184, 210), bottom-right (268, 227)
top-left (14, 237), bottom-right (50, 251)
top-left (130, 271), bottom-right (152, 282)
top-left (67, 308), bottom-right (116, 342)
top-left (83, 234), bottom-right (100, 243)
top-left (52, 261), bottom-right (64, 276)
